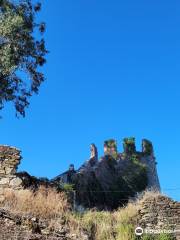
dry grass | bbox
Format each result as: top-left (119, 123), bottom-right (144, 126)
top-left (80, 211), bottom-right (115, 240)
top-left (66, 200), bottom-right (140, 240)
top-left (71, 191), bottom-right (166, 240)
top-left (0, 189), bottom-right (168, 240)
top-left (138, 189), bottom-right (161, 200)
top-left (1, 187), bottom-right (70, 219)
top-left (113, 202), bottom-right (139, 240)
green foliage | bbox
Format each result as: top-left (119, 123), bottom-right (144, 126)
top-left (104, 153), bottom-right (147, 209)
top-left (116, 223), bottom-right (137, 240)
top-left (72, 150), bottom-right (148, 209)
top-left (156, 234), bottom-right (175, 240)
top-left (123, 137), bottom-right (135, 145)
top-left (62, 183), bottom-right (75, 192)
top-left (64, 204), bottom-right (175, 240)
top-left (112, 152), bottom-right (119, 160)
top-left (104, 139), bottom-right (118, 160)
top-left (104, 139), bottom-right (117, 149)
top-left (81, 211), bottom-right (114, 240)
top-left (0, 0), bottom-right (47, 116)
top-left (130, 153), bottom-right (140, 164)
top-left (74, 203), bottom-right (139, 240)
top-left (123, 137), bottom-right (136, 154)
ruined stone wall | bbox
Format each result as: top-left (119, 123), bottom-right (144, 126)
top-left (56, 138), bottom-right (161, 193)
top-left (140, 155), bottom-right (161, 191)
top-left (139, 195), bottom-right (180, 239)
top-left (140, 139), bottom-right (161, 192)
top-left (0, 146), bottom-right (23, 200)
top-left (104, 139), bottom-right (117, 157)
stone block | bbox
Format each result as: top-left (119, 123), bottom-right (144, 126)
top-left (9, 177), bottom-right (23, 188)
top-left (0, 178), bottom-right (9, 185)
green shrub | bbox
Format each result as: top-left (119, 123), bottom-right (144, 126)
top-left (104, 139), bottom-right (118, 159)
top-left (62, 183), bottom-right (75, 191)
top-left (123, 137), bottom-right (136, 154)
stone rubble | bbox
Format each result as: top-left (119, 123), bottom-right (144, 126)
top-left (0, 208), bottom-right (89, 240)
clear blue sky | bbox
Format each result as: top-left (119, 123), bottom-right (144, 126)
top-left (0, 0), bottom-right (180, 200)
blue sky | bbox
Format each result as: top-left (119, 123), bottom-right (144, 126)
top-left (0, 0), bottom-right (180, 200)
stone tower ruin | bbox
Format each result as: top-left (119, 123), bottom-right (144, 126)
top-left (0, 137), bottom-right (161, 200)
top-left (141, 139), bottom-right (161, 191)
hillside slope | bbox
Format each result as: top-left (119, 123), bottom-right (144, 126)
top-left (0, 190), bottom-right (179, 240)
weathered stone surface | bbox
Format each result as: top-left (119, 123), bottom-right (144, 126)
top-left (0, 208), bottom-right (89, 240)
top-left (142, 139), bottom-right (154, 155)
top-left (0, 178), bottom-right (10, 185)
top-left (104, 139), bottom-right (117, 157)
top-left (90, 143), bottom-right (98, 161)
top-left (0, 146), bottom-right (23, 198)
top-left (123, 137), bottom-right (136, 154)
top-left (0, 146), bottom-right (51, 196)
top-left (141, 155), bottom-right (160, 191)
top-left (139, 195), bottom-right (180, 240)
top-left (9, 177), bottom-right (23, 188)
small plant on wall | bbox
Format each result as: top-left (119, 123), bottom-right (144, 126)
top-left (123, 137), bottom-right (136, 155)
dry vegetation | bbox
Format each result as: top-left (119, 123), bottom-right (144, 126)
top-left (0, 188), bottom-right (172, 240)
top-left (1, 187), bottom-right (70, 219)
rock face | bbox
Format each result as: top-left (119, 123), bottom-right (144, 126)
top-left (52, 138), bottom-right (161, 209)
top-left (139, 194), bottom-right (180, 240)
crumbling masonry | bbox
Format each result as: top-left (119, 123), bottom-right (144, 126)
top-left (53, 138), bottom-right (161, 192)
top-left (0, 146), bottom-right (23, 200)
top-left (0, 138), bottom-right (161, 200)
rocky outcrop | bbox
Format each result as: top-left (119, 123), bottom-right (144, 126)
top-left (139, 194), bottom-right (180, 240)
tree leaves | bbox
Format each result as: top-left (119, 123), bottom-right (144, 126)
top-left (0, 0), bottom-right (47, 117)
